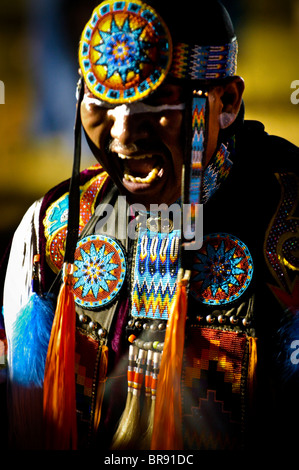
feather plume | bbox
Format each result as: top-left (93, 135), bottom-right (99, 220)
top-left (11, 293), bottom-right (56, 387)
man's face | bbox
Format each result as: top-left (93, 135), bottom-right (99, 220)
top-left (81, 79), bottom-right (221, 208)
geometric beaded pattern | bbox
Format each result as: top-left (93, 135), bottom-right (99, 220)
top-left (72, 235), bottom-right (126, 310)
top-left (75, 330), bottom-right (102, 446)
top-left (185, 94), bottom-right (206, 238)
top-left (79, 0), bottom-right (172, 103)
top-left (43, 172), bottom-right (108, 273)
top-left (264, 172), bottom-right (299, 293)
top-left (182, 326), bottom-right (247, 450)
top-left (170, 39), bottom-right (238, 80)
top-left (201, 142), bottom-right (234, 204)
top-left (188, 94), bottom-right (206, 207)
top-left (131, 226), bottom-right (180, 319)
top-left (190, 233), bottom-right (254, 305)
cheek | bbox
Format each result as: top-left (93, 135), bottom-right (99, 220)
top-left (159, 112), bottom-right (184, 180)
top-left (205, 93), bottom-right (222, 164)
top-left (159, 111), bottom-right (184, 148)
top-left (80, 103), bottom-right (110, 152)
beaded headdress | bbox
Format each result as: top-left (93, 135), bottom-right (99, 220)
top-left (78, 0), bottom-right (237, 101)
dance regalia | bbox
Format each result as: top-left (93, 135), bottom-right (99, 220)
top-left (1, 118), bottom-right (299, 450)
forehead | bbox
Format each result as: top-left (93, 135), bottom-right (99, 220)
top-left (83, 77), bottom-right (187, 107)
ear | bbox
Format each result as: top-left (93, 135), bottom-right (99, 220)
top-left (221, 76), bottom-right (244, 113)
top-left (219, 76), bottom-right (245, 128)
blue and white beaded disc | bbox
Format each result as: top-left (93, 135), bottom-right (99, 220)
top-left (72, 234), bottom-right (126, 309)
top-left (79, 0), bottom-right (172, 103)
top-left (190, 233), bottom-right (254, 305)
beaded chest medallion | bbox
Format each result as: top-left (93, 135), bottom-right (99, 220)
top-left (72, 234), bottom-right (126, 309)
top-left (190, 233), bottom-right (254, 305)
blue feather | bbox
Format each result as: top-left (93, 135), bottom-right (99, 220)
top-left (11, 293), bottom-right (56, 387)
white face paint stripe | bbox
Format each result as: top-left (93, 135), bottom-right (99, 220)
top-left (108, 102), bottom-right (186, 116)
top-left (83, 93), bottom-right (185, 114)
top-left (82, 94), bottom-right (109, 110)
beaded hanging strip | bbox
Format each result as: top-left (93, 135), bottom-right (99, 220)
top-left (111, 214), bottom-right (179, 449)
top-left (188, 92), bottom-right (206, 207)
top-left (184, 91), bottom-right (207, 238)
top-left (201, 141), bottom-right (234, 204)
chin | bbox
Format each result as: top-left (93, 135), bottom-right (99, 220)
top-left (123, 184), bottom-right (181, 209)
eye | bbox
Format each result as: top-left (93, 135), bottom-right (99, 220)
top-left (144, 84), bottom-right (185, 107)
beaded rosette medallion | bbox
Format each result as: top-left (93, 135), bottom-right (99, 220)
top-left (72, 234), bottom-right (126, 309)
top-left (79, 0), bottom-right (172, 103)
top-left (190, 233), bottom-right (254, 305)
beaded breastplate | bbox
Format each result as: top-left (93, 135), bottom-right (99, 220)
top-left (42, 171), bottom-right (257, 450)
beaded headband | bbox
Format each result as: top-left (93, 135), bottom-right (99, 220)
top-left (78, 0), bottom-right (238, 103)
top-left (170, 40), bottom-right (238, 80)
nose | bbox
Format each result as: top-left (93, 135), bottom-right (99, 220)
top-left (108, 104), bottom-right (151, 147)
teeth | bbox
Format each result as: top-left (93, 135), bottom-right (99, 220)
top-left (120, 153), bottom-right (162, 184)
top-left (124, 166), bottom-right (160, 184)
top-left (118, 153), bottom-right (149, 160)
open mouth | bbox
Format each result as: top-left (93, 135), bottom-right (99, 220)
top-left (117, 153), bottom-right (164, 185)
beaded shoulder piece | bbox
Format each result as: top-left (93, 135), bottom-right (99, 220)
top-left (264, 172), bottom-right (299, 311)
top-left (43, 168), bottom-right (109, 273)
